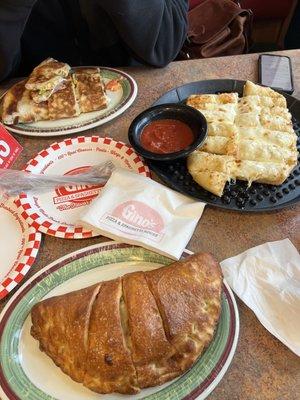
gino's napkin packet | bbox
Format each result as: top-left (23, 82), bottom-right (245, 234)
top-left (79, 168), bottom-right (205, 259)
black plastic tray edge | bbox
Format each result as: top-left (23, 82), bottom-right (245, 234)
top-left (150, 162), bottom-right (299, 213)
top-left (150, 79), bottom-right (300, 212)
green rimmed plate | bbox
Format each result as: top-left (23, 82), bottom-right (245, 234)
top-left (1, 68), bottom-right (137, 137)
top-left (0, 242), bottom-right (239, 400)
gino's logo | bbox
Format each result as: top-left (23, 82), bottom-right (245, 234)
top-left (112, 200), bottom-right (164, 233)
top-left (53, 166), bottom-right (103, 205)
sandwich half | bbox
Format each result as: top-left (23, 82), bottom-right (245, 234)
top-left (73, 67), bottom-right (108, 113)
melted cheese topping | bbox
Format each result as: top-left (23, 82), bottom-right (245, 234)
top-left (187, 81), bottom-right (298, 196)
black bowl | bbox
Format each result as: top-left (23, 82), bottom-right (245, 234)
top-left (128, 103), bottom-right (207, 161)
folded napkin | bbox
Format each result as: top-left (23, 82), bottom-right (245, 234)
top-left (221, 238), bottom-right (300, 356)
top-left (79, 168), bottom-right (206, 260)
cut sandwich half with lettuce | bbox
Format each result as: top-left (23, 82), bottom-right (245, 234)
top-left (25, 58), bottom-right (70, 103)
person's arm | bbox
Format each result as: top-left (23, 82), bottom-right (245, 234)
top-left (0, 0), bottom-right (37, 81)
top-left (99, 0), bottom-right (188, 67)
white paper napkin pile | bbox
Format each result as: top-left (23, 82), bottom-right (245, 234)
top-left (221, 238), bottom-right (300, 356)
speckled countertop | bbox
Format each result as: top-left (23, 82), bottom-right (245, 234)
top-left (0, 50), bottom-right (299, 400)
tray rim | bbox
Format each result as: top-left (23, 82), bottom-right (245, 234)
top-left (151, 78), bottom-right (300, 212)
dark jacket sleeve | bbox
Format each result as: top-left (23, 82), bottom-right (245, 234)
top-left (99, 0), bottom-right (188, 67)
top-left (0, 0), bottom-right (37, 81)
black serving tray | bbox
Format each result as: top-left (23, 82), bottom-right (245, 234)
top-left (148, 79), bottom-right (300, 211)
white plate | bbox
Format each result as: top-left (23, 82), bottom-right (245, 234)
top-left (0, 198), bottom-right (41, 299)
top-left (1, 67), bottom-right (137, 137)
top-left (0, 242), bottom-right (239, 400)
top-left (18, 136), bottom-right (150, 239)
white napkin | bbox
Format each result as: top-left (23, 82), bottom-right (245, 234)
top-left (79, 168), bottom-right (206, 260)
top-left (221, 238), bottom-right (300, 356)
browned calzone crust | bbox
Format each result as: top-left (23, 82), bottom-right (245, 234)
top-left (31, 283), bottom-right (101, 383)
top-left (83, 278), bottom-right (139, 394)
top-left (122, 271), bottom-right (179, 388)
top-left (31, 253), bottom-right (223, 394)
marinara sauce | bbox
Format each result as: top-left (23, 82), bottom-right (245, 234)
top-left (140, 119), bottom-right (194, 154)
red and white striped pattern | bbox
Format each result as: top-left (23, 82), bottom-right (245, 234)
top-left (18, 136), bottom-right (150, 239)
top-left (0, 199), bottom-right (41, 299)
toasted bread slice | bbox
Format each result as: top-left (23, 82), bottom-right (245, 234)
top-left (73, 67), bottom-right (108, 113)
top-left (25, 58), bottom-right (70, 103)
top-left (48, 76), bottom-right (80, 120)
top-left (25, 58), bottom-right (70, 90)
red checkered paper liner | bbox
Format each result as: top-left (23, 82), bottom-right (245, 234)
top-left (18, 136), bottom-right (151, 239)
top-left (0, 199), bottom-right (41, 299)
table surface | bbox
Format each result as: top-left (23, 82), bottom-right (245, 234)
top-left (1, 50), bottom-right (300, 400)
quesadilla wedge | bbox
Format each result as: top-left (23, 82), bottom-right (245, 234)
top-left (1, 80), bottom-right (49, 124)
top-left (48, 76), bottom-right (80, 120)
top-left (25, 58), bottom-right (70, 103)
top-left (73, 67), bottom-right (108, 113)
top-left (1, 58), bottom-right (109, 125)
